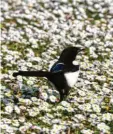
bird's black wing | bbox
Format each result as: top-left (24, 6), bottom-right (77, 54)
top-left (50, 62), bottom-right (65, 73)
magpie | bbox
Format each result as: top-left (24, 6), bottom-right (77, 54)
top-left (13, 47), bottom-right (84, 101)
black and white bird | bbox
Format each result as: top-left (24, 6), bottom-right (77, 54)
top-left (13, 47), bottom-right (84, 101)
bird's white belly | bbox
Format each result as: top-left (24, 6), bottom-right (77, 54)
top-left (64, 71), bottom-right (79, 87)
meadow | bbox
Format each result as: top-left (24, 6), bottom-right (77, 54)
top-left (1, 0), bottom-right (113, 133)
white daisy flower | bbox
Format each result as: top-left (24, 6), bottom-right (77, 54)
top-left (102, 113), bottom-right (113, 121)
top-left (12, 120), bottom-right (20, 127)
top-left (19, 126), bottom-right (28, 133)
top-left (14, 105), bottom-right (20, 114)
top-left (19, 116), bottom-right (25, 123)
top-left (97, 122), bottom-right (110, 133)
top-left (5, 105), bottom-right (13, 113)
top-left (92, 104), bottom-right (101, 113)
top-left (61, 101), bottom-right (70, 107)
top-left (28, 109), bottom-right (38, 117)
top-left (49, 95), bottom-right (57, 103)
top-left (40, 92), bottom-right (48, 101)
top-left (81, 129), bottom-right (94, 134)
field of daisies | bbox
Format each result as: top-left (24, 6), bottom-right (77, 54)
top-left (1, 0), bottom-right (113, 134)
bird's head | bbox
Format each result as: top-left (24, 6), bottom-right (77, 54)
top-left (59, 47), bottom-right (84, 64)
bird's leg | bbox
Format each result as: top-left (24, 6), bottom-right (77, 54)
top-left (59, 88), bottom-right (69, 101)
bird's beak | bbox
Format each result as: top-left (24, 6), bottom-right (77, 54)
top-left (78, 48), bottom-right (85, 53)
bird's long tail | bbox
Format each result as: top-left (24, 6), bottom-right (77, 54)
top-left (13, 71), bottom-right (51, 78)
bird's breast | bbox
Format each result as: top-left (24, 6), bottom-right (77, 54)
top-left (64, 71), bottom-right (79, 87)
